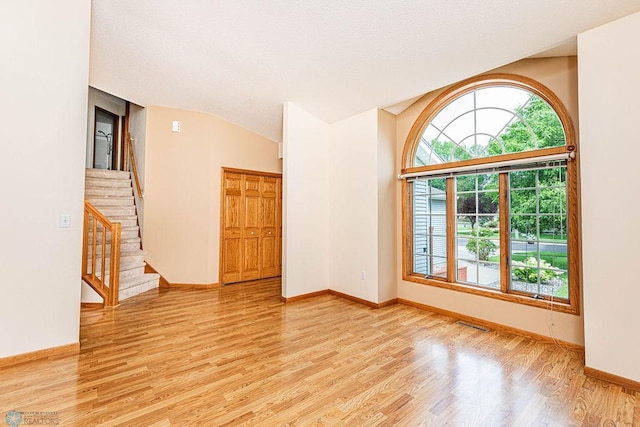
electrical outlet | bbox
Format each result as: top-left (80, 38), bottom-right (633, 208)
top-left (59, 214), bottom-right (71, 228)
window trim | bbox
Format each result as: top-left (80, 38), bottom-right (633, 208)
top-left (401, 73), bottom-right (580, 315)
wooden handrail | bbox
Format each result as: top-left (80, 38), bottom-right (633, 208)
top-left (81, 200), bottom-right (121, 307)
top-left (124, 101), bottom-right (143, 198)
top-left (127, 136), bottom-right (143, 198)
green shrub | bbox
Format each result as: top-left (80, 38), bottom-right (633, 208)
top-left (512, 257), bottom-right (560, 283)
top-left (483, 219), bottom-right (499, 229)
top-left (466, 227), bottom-right (497, 261)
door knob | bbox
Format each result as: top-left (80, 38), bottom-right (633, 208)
top-left (251, 231), bottom-right (255, 235)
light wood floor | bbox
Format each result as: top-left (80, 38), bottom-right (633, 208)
top-left (1, 279), bottom-right (638, 426)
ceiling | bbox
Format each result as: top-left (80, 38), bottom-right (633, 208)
top-left (89, 1), bottom-right (640, 143)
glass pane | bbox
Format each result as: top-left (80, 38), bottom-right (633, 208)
top-left (508, 167), bottom-right (569, 300)
top-left (510, 189), bottom-right (535, 214)
top-left (446, 112), bottom-right (475, 147)
top-left (431, 92), bottom-right (474, 130)
top-left (457, 259), bottom-right (476, 285)
top-left (457, 255), bottom-right (500, 290)
top-left (457, 237), bottom-right (475, 262)
top-left (541, 215), bottom-right (567, 242)
top-left (478, 192), bottom-right (499, 214)
top-left (464, 236), bottom-right (501, 264)
top-left (480, 217), bottom-right (500, 234)
top-left (427, 256), bottom-right (448, 279)
top-left (455, 172), bottom-right (501, 291)
top-left (457, 193), bottom-right (476, 214)
top-left (478, 242), bottom-right (501, 289)
top-left (413, 87), bottom-right (567, 166)
top-left (538, 167), bottom-right (566, 187)
top-left (539, 188), bottom-right (566, 214)
top-left (510, 170), bottom-right (536, 189)
top-left (478, 173), bottom-right (499, 191)
top-left (456, 175), bottom-right (476, 192)
top-left (510, 215), bottom-right (536, 240)
top-left (413, 179), bottom-right (448, 277)
top-left (510, 263), bottom-right (567, 299)
top-left (414, 253), bottom-right (428, 275)
top-left (476, 108), bottom-right (516, 138)
top-left (476, 86), bottom-right (531, 109)
top-left (456, 215), bottom-right (473, 236)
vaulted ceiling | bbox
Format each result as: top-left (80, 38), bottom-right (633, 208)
top-left (89, 1), bottom-right (640, 142)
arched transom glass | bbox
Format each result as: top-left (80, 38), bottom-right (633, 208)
top-left (414, 86), bottom-right (566, 167)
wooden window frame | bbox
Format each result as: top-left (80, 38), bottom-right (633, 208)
top-left (401, 73), bottom-right (580, 315)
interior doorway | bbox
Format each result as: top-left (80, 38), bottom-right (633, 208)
top-left (220, 168), bottom-right (282, 285)
top-left (93, 107), bottom-right (120, 170)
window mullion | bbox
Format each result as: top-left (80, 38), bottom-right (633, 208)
top-left (499, 173), bottom-right (510, 293)
top-left (446, 177), bottom-right (456, 282)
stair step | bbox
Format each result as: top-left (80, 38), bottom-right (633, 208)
top-left (86, 206), bottom-right (136, 217)
top-left (85, 169), bottom-right (130, 180)
top-left (83, 168), bottom-right (154, 304)
top-left (119, 273), bottom-right (160, 291)
top-left (88, 241), bottom-right (141, 253)
top-left (86, 187), bottom-right (133, 197)
top-left (88, 196), bottom-right (135, 207)
top-left (98, 265), bottom-right (146, 282)
top-left (98, 215), bottom-right (138, 228)
top-left (85, 177), bottom-right (132, 188)
top-left (88, 227), bottom-right (139, 241)
top-left (86, 252), bottom-right (146, 274)
top-left (87, 248), bottom-right (143, 260)
top-left (119, 274), bottom-right (160, 301)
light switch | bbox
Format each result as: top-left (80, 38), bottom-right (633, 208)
top-left (59, 214), bottom-right (71, 228)
top-left (172, 121), bottom-right (181, 132)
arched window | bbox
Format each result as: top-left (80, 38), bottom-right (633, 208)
top-left (401, 74), bottom-right (579, 314)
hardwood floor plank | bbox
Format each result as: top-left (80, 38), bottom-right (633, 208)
top-left (1, 279), bottom-right (638, 425)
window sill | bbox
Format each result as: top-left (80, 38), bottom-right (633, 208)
top-left (402, 274), bottom-right (579, 315)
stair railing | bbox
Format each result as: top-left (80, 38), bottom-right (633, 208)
top-left (123, 101), bottom-right (143, 198)
top-left (82, 200), bottom-right (121, 307)
top-left (126, 135), bottom-right (143, 198)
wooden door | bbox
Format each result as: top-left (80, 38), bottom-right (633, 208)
top-left (260, 177), bottom-right (278, 277)
top-left (242, 175), bottom-right (261, 281)
top-left (221, 173), bottom-right (243, 283)
top-left (276, 177), bottom-right (282, 276)
top-left (221, 169), bottom-right (282, 285)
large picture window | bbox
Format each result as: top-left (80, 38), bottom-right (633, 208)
top-left (402, 74), bottom-right (579, 314)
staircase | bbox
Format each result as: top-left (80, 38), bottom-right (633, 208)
top-left (84, 168), bottom-right (159, 301)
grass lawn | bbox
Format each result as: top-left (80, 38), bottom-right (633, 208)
top-left (539, 233), bottom-right (567, 242)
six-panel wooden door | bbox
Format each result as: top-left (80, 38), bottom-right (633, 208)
top-left (221, 169), bottom-right (282, 284)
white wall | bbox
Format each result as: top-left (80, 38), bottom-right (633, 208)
top-left (144, 106), bottom-right (281, 284)
top-left (283, 104), bottom-right (397, 303)
top-left (329, 109), bottom-right (379, 302)
top-left (282, 103), bottom-right (331, 297)
top-left (578, 12), bottom-right (640, 382)
top-left (377, 110), bottom-right (398, 303)
top-left (0, 1), bottom-right (90, 357)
